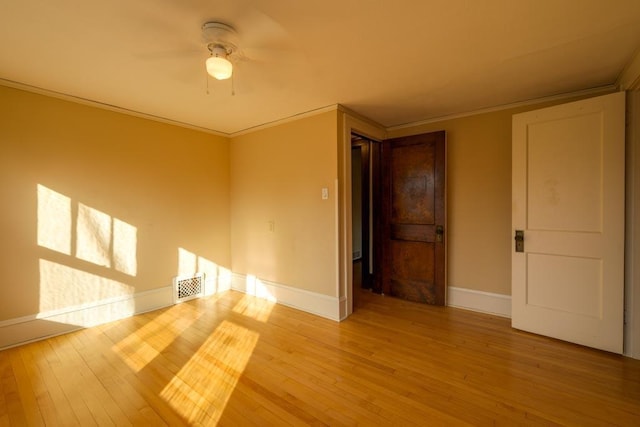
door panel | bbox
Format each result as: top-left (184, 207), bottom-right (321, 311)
top-left (512, 92), bottom-right (625, 353)
top-left (527, 112), bottom-right (603, 232)
top-left (382, 131), bottom-right (446, 305)
top-left (390, 240), bottom-right (436, 303)
top-left (391, 143), bottom-right (435, 224)
top-left (527, 254), bottom-right (602, 317)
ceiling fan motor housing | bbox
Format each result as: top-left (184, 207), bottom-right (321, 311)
top-left (202, 21), bottom-right (238, 55)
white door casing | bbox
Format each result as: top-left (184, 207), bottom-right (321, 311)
top-left (512, 92), bottom-right (625, 354)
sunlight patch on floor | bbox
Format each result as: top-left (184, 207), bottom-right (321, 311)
top-left (112, 303), bottom-right (201, 372)
top-left (159, 320), bottom-right (259, 424)
top-left (232, 293), bottom-right (275, 323)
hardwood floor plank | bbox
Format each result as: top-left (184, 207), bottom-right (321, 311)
top-left (1, 289), bottom-right (639, 426)
top-left (248, 345), bottom-right (386, 424)
top-left (29, 341), bottom-right (81, 425)
top-left (0, 350), bottom-right (11, 422)
top-left (1, 354), bottom-right (29, 427)
top-left (52, 334), bottom-right (133, 426)
top-left (7, 350), bottom-right (44, 426)
top-left (73, 328), bottom-right (172, 426)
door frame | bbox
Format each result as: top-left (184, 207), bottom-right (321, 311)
top-left (626, 88), bottom-right (640, 359)
top-left (618, 52), bottom-right (640, 359)
top-left (339, 112), bottom-right (385, 319)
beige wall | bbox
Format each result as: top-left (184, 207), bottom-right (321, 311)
top-left (230, 112), bottom-right (338, 297)
top-left (0, 86), bottom-right (230, 321)
top-left (1, 81), bottom-right (609, 328)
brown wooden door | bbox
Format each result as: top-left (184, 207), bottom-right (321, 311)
top-left (381, 131), bottom-right (446, 305)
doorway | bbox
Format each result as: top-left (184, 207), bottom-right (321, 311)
top-left (340, 127), bottom-right (447, 317)
top-left (351, 134), bottom-right (382, 305)
top-left (351, 131), bottom-right (446, 307)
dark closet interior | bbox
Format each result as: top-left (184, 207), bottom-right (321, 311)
top-left (351, 134), bottom-right (381, 296)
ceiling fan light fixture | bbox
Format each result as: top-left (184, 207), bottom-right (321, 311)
top-left (206, 46), bottom-right (233, 80)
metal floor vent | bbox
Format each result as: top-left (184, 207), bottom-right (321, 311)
top-left (173, 273), bottom-right (205, 303)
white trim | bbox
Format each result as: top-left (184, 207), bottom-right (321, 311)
top-left (0, 286), bottom-right (173, 350)
top-left (231, 273), bottom-right (341, 321)
top-left (625, 89), bottom-right (640, 359)
top-left (338, 296), bottom-right (349, 321)
top-left (387, 85), bottom-right (616, 132)
top-left (334, 177), bottom-right (342, 316)
top-left (231, 105), bottom-right (339, 137)
top-left (0, 78), bottom-right (338, 138)
top-left (617, 49), bottom-right (640, 91)
top-left (339, 112), bottom-right (386, 320)
top-left (3, 77), bottom-right (621, 140)
top-left (447, 286), bottom-right (511, 318)
top-left (0, 78), bottom-right (230, 137)
top-left (338, 105), bottom-right (388, 139)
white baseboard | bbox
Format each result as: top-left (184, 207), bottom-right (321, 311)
top-left (0, 282), bottom-right (509, 350)
top-left (339, 295), bottom-right (349, 321)
top-left (447, 286), bottom-right (511, 318)
top-left (231, 273), bottom-right (341, 321)
top-left (0, 286), bottom-right (174, 350)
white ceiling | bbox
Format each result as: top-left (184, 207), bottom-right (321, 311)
top-left (1, 0), bottom-right (639, 135)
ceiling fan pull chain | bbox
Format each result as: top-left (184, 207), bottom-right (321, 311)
top-left (231, 74), bottom-right (235, 96)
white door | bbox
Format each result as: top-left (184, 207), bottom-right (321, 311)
top-left (512, 92), bottom-right (625, 354)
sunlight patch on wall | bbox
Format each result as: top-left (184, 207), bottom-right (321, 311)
top-left (113, 218), bottom-right (137, 276)
top-left (38, 259), bottom-right (134, 320)
top-left (218, 266), bottom-right (232, 291)
top-left (37, 184), bottom-right (139, 326)
top-left (178, 247), bottom-right (232, 295)
top-left (76, 203), bottom-right (112, 267)
top-left (37, 184), bottom-right (71, 255)
top-left (35, 295), bottom-right (135, 329)
top-left (198, 256), bottom-right (218, 281)
top-left (37, 184), bottom-right (138, 277)
top-left (246, 275), bottom-right (277, 302)
top-left (112, 303), bottom-right (201, 373)
top-left (178, 248), bottom-right (197, 276)
top-left (159, 320), bottom-right (259, 424)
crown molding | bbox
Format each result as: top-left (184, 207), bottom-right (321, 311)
top-left (386, 85), bottom-right (617, 132)
top-left (230, 104), bottom-right (340, 137)
top-left (3, 77), bottom-right (625, 140)
top-left (617, 48), bottom-right (640, 91)
top-left (0, 78), bottom-right (231, 138)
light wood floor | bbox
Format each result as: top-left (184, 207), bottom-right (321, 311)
top-left (1, 289), bottom-right (639, 426)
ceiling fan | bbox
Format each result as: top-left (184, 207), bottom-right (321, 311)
top-left (172, 16), bottom-right (304, 95)
top-left (202, 21), bottom-right (239, 81)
